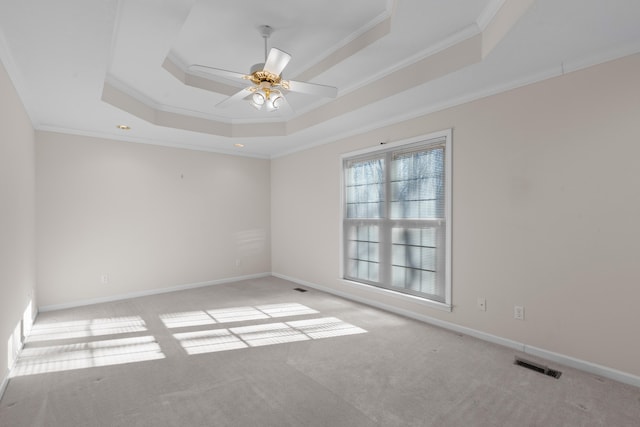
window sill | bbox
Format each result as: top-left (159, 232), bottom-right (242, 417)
top-left (339, 279), bottom-right (452, 312)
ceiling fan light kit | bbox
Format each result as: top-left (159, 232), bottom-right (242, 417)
top-left (187, 25), bottom-right (337, 113)
top-left (250, 84), bottom-right (284, 111)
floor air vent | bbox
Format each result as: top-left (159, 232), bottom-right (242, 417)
top-left (293, 288), bottom-right (308, 292)
top-left (514, 357), bottom-right (562, 379)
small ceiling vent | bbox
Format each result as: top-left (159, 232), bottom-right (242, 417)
top-left (514, 356), bottom-right (562, 379)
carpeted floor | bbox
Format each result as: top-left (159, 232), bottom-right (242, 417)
top-left (1, 276), bottom-right (639, 426)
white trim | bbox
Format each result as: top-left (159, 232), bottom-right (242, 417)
top-left (336, 24), bottom-right (480, 97)
top-left (476, 0), bottom-right (507, 31)
top-left (339, 130), bottom-right (453, 307)
top-left (272, 272), bottom-right (640, 389)
top-left (339, 129), bottom-right (452, 159)
top-left (523, 345), bottom-right (640, 388)
top-left (0, 371), bottom-right (7, 401)
top-left (35, 126), bottom-right (271, 160)
top-left (2, 344), bottom-right (26, 401)
top-left (38, 273), bottom-right (271, 313)
top-left (562, 40), bottom-right (640, 76)
top-left (340, 278), bottom-right (452, 312)
top-left (272, 46), bottom-right (640, 160)
top-left (0, 337), bottom-right (26, 400)
top-left (338, 156), bottom-right (347, 280)
top-left (292, 2), bottom-right (395, 81)
top-left (0, 19), bottom-right (38, 127)
top-left (1, 303), bottom-right (37, 401)
top-left (444, 129), bottom-right (453, 305)
top-left (0, 361), bottom-right (14, 402)
top-left (103, 76), bottom-right (236, 124)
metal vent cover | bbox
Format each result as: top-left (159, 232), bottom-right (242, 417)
top-left (514, 356), bottom-right (562, 379)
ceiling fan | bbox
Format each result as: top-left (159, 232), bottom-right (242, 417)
top-left (187, 25), bottom-right (338, 113)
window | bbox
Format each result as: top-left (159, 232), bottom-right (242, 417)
top-left (342, 130), bottom-right (451, 307)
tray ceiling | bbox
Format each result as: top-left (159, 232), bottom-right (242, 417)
top-left (1, 0), bottom-right (639, 158)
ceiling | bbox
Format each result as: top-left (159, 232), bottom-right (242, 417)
top-left (1, 0), bottom-right (639, 158)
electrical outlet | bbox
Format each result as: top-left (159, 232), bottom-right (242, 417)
top-left (235, 259), bottom-right (241, 268)
top-left (477, 297), bottom-right (487, 311)
top-left (100, 274), bottom-right (109, 285)
top-left (514, 305), bottom-right (524, 320)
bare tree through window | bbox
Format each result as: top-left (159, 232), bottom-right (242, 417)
top-left (343, 134), bottom-right (450, 304)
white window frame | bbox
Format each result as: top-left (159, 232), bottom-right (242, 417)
top-left (339, 129), bottom-right (452, 311)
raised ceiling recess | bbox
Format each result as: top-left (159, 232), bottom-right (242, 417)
top-left (1, 0), bottom-right (639, 157)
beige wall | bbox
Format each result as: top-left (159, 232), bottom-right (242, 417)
top-left (272, 53), bottom-right (640, 377)
top-left (0, 59), bottom-right (35, 381)
top-left (36, 132), bottom-right (271, 307)
top-left (5, 47), bottom-right (640, 381)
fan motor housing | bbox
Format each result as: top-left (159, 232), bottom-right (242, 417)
top-left (249, 70), bottom-right (283, 87)
top-left (249, 63), bottom-right (265, 75)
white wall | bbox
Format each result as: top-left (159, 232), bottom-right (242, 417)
top-left (36, 132), bottom-right (271, 307)
top-left (0, 59), bottom-right (35, 383)
top-left (271, 53), bottom-right (640, 377)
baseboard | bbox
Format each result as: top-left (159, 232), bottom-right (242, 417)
top-left (272, 272), bottom-right (640, 389)
top-left (522, 345), bottom-right (640, 388)
top-left (0, 369), bottom-right (8, 402)
top-left (38, 272), bottom-right (271, 312)
top-left (1, 339), bottom-right (26, 402)
top-left (1, 303), bottom-right (36, 402)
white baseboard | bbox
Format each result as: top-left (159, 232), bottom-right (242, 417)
top-left (272, 272), bottom-right (640, 389)
top-left (1, 330), bottom-right (28, 402)
top-left (0, 369), bottom-right (9, 402)
top-left (38, 272), bottom-right (271, 313)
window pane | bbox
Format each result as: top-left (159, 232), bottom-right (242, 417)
top-left (391, 266), bottom-right (405, 287)
top-left (358, 261), bottom-right (369, 278)
top-left (358, 241), bottom-right (369, 260)
top-left (391, 266), bottom-right (421, 291)
top-left (348, 259), bottom-right (358, 276)
top-left (390, 147), bottom-right (444, 219)
top-left (420, 271), bottom-right (437, 295)
top-left (392, 244), bottom-right (406, 264)
top-left (420, 247), bottom-right (436, 271)
top-left (345, 224), bottom-right (380, 283)
top-left (369, 263), bottom-right (379, 281)
top-left (369, 242), bottom-right (379, 262)
top-left (390, 225), bottom-right (442, 299)
top-left (345, 158), bottom-right (385, 219)
top-left (347, 241), bottom-right (357, 258)
top-left (421, 228), bottom-right (436, 246)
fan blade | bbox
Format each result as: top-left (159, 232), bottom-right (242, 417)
top-left (263, 48), bottom-right (291, 76)
top-left (285, 79), bottom-right (338, 98)
top-left (187, 64), bottom-right (249, 88)
top-left (216, 87), bottom-right (254, 108)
